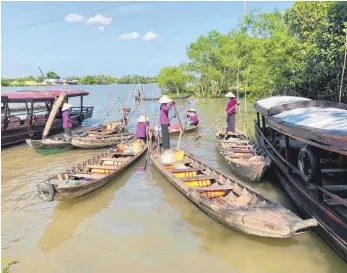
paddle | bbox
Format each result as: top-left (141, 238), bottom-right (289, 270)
top-left (141, 110), bottom-right (156, 171)
top-left (193, 105), bottom-right (236, 141)
top-left (173, 103), bottom-right (184, 150)
top-left (169, 100), bottom-right (190, 122)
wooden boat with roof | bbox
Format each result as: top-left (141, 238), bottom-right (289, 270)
top-left (216, 128), bottom-right (271, 182)
top-left (1, 89), bottom-right (94, 147)
top-left (150, 148), bottom-right (317, 238)
top-left (37, 141), bottom-right (147, 201)
top-left (254, 96), bottom-right (347, 261)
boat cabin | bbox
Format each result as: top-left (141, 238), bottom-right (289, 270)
top-left (1, 89), bottom-right (94, 147)
top-left (254, 96), bottom-right (347, 261)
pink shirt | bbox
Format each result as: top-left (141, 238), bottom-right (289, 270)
top-left (62, 110), bottom-right (73, 128)
top-left (226, 98), bottom-right (237, 115)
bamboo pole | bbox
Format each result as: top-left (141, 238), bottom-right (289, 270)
top-left (339, 31), bottom-right (347, 103)
top-left (42, 92), bottom-right (66, 140)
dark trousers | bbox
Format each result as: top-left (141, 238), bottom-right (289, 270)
top-left (227, 113), bottom-right (236, 132)
top-left (161, 124), bottom-right (170, 149)
top-left (64, 128), bottom-right (72, 136)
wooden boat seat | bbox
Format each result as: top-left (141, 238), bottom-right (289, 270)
top-left (109, 152), bottom-right (136, 156)
top-left (162, 160), bottom-right (191, 166)
top-left (171, 167), bottom-right (205, 173)
top-left (100, 157), bottom-right (130, 162)
top-left (180, 175), bottom-right (219, 182)
top-left (195, 185), bottom-right (236, 192)
top-left (72, 173), bottom-right (106, 179)
top-left (85, 165), bottom-right (118, 170)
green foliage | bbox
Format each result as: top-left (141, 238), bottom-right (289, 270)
top-left (1, 78), bottom-right (11, 87)
top-left (46, 71), bottom-right (60, 79)
top-left (157, 66), bottom-right (192, 95)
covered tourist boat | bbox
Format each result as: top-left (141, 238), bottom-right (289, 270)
top-left (1, 89), bottom-right (94, 147)
top-left (254, 96), bottom-right (347, 261)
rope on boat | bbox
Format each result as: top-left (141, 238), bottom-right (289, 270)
top-left (37, 181), bottom-right (54, 202)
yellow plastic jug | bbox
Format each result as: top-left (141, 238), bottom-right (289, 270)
top-left (175, 150), bottom-right (185, 161)
top-left (132, 140), bottom-right (141, 153)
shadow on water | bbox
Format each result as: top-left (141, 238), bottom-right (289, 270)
top-left (37, 159), bottom-right (144, 253)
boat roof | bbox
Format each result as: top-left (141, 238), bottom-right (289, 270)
top-left (1, 89), bottom-right (89, 103)
top-left (254, 96), bottom-right (311, 116)
top-left (255, 96), bottom-right (347, 153)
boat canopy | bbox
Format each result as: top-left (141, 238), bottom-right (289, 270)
top-left (255, 96), bottom-right (347, 153)
top-left (1, 89), bottom-right (89, 103)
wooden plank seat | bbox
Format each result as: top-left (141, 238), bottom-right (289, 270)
top-left (180, 175), bottom-right (219, 182)
top-left (85, 165), bottom-right (118, 170)
top-left (195, 185), bottom-right (236, 192)
top-left (109, 152), bottom-right (136, 156)
top-left (100, 157), bottom-right (130, 162)
top-left (161, 160), bottom-right (191, 166)
top-left (72, 173), bottom-right (106, 179)
top-left (171, 167), bottom-right (205, 173)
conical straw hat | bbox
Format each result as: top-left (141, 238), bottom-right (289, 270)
top-left (158, 95), bottom-right (172, 103)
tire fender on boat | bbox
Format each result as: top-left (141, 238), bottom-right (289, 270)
top-left (37, 182), bottom-right (54, 202)
top-left (297, 145), bottom-right (320, 184)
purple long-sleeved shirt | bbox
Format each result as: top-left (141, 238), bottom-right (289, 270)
top-left (159, 103), bottom-right (173, 125)
top-left (136, 121), bottom-right (149, 138)
top-left (187, 113), bottom-right (199, 123)
top-left (226, 98), bottom-right (237, 115)
top-left (62, 110), bottom-right (73, 128)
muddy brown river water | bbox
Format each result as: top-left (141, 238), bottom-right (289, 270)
top-left (2, 84), bottom-right (346, 272)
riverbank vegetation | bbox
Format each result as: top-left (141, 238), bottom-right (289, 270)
top-left (158, 2), bottom-right (347, 102)
top-left (1, 74), bottom-right (157, 87)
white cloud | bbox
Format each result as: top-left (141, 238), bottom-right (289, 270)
top-left (87, 14), bottom-right (112, 26)
top-left (65, 14), bottom-right (84, 23)
top-left (142, 31), bottom-right (159, 40)
top-left (119, 32), bottom-right (140, 40)
top-left (98, 26), bottom-right (105, 31)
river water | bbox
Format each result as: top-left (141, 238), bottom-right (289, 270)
top-left (1, 84), bottom-right (346, 272)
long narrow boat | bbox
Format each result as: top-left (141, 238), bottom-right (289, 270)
top-left (254, 96), bottom-right (347, 261)
top-left (169, 123), bottom-right (200, 135)
top-left (37, 142), bottom-right (147, 201)
top-left (150, 149), bottom-right (317, 238)
top-left (216, 129), bottom-right (271, 181)
top-left (71, 132), bottom-right (134, 149)
top-left (87, 121), bottom-right (128, 137)
top-left (26, 138), bottom-right (73, 154)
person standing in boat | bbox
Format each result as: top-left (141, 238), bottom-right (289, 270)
top-left (136, 115), bottom-right (149, 143)
top-left (225, 92), bottom-right (238, 133)
top-left (159, 95), bottom-right (175, 149)
top-left (186, 108), bottom-right (199, 127)
top-left (62, 103), bottom-right (73, 138)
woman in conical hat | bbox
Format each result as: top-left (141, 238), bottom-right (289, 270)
top-left (225, 92), bottom-right (238, 133)
top-left (61, 103), bottom-right (73, 137)
top-left (186, 108), bottom-right (199, 126)
top-left (158, 95), bottom-right (175, 149)
top-left (136, 115), bottom-right (149, 142)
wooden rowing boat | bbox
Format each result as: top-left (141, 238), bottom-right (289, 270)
top-left (71, 132), bottom-right (134, 149)
top-left (150, 149), bottom-right (317, 237)
top-left (87, 120), bottom-right (128, 137)
top-left (26, 138), bottom-right (73, 154)
top-left (135, 95), bottom-right (190, 101)
top-left (169, 123), bottom-right (200, 135)
top-left (37, 142), bottom-right (147, 201)
top-left (216, 129), bottom-right (271, 182)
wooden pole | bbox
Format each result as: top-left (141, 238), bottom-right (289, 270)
top-left (339, 31), bottom-right (347, 103)
top-left (169, 101), bottom-right (190, 121)
top-left (173, 104), bottom-right (184, 150)
top-left (42, 92), bottom-right (66, 140)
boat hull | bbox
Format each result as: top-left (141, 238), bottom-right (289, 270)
top-left (26, 139), bottom-right (73, 154)
top-left (71, 134), bottom-right (134, 149)
top-left (150, 151), bottom-right (317, 238)
top-left (169, 123), bottom-right (200, 135)
top-left (255, 124), bottom-right (347, 261)
top-left (53, 147), bottom-right (147, 200)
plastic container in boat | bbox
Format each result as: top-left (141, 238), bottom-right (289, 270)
top-left (175, 150), bottom-right (185, 161)
top-left (161, 150), bottom-right (176, 164)
top-left (184, 180), bottom-right (211, 188)
top-left (132, 140), bottom-right (141, 153)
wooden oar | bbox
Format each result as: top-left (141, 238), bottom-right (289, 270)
top-left (193, 105), bottom-right (236, 141)
top-left (173, 104), bottom-right (184, 150)
top-left (141, 110), bottom-right (156, 171)
top-left (169, 101), bottom-right (190, 121)
top-left (42, 92), bottom-right (66, 140)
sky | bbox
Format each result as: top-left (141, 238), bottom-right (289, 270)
top-left (1, 1), bottom-right (294, 78)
